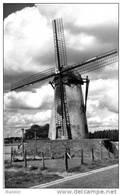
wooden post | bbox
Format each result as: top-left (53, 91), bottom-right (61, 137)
top-left (50, 145), bottom-right (54, 159)
top-left (91, 148), bottom-right (95, 162)
top-left (100, 145), bottom-right (103, 160)
top-left (81, 149), bottom-right (84, 165)
top-left (21, 128), bottom-right (24, 160)
top-left (33, 130), bottom-right (37, 160)
top-left (51, 152), bottom-right (54, 159)
top-left (10, 146), bottom-right (13, 164)
top-left (35, 130), bottom-right (37, 158)
top-left (24, 149), bottom-right (27, 168)
top-left (108, 150), bottom-right (111, 159)
top-left (42, 152), bottom-right (45, 169)
top-left (64, 148), bottom-right (68, 172)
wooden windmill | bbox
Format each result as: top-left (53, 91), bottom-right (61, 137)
top-left (11, 18), bottom-right (118, 140)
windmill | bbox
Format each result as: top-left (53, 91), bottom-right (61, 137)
top-left (10, 18), bottom-right (118, 140)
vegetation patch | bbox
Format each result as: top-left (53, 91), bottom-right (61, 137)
top-left (4, 157), bottom-right (118, 188)
top-left (68, 158), bottom-right (118, 173)
top-left (5, 170), bottom-right (63, 188)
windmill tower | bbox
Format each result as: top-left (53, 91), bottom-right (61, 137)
top-left (49, 18), bottom-right (89, 140)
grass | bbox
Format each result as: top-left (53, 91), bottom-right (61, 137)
top-left (4, 157), bottom-right (118, 188)
top-left (65, 158), bottom-right (118, 173)
top-left (5, 170), bottom-right (63, 188)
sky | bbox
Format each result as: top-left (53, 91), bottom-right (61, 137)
top-left (3, 3), bottom-right (118, 137)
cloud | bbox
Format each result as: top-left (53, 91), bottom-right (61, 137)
top-left (88, 79), bottom-right (118, 101)
top-left (86, 78), bottom-right (118, 130)
top-left (37, 4), bottom-right (118, 54)
top-left (88, 112), bottom-right (118, 131)
top-left (4, 109), bottom-right (52, 137)
top-left (99, 95), bottom-right (118, 114)
top-left (36, 4), bottom-right (118, 25)
top-left (6, 110), bottom-right (51, 125)
top-left (82, 62), bottom-right (118, 80)
top-left (66, 31), bottom-right (96, 51)
top-left (4, 84), bottom-right (54, 110)
top-left (4, 6), bottom-right (55, 75)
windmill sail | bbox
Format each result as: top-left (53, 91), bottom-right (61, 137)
top-left (51, 18), bottom-right (72, 139)
top-left (63, 49), bottom-right (118, 75)
top-left (53, 18), bottom-right (67, 69)
top-left (11, 50), bottom-right (118, 91)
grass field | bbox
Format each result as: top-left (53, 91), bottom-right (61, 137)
top-left (5, 170), bottom-right (62, 188)
top-left (4, 156), bottom-right (118, 188)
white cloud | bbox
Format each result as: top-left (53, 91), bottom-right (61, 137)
top-left (4, 6), bottom-right (54, 74)
top-left (66, 32), bottom-right (96, 51)
top-left (74, 4), bottom-right (118, 27)
top-left (88, 79), bottom-right (118, 113)
top-left (4, 109), bottom-right (51, 134)
top-left (36, 4), bottom-right (118, 27)
top-left (86, 78), bottom-right (118, 130)
top-left (88, 111), bottom-right (118, 131)
top-left (89, 79), bottom-right (118, 99)
top-left (4, 84), bottom-right (54, 110)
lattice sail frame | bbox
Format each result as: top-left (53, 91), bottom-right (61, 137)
top-left (52, 18), bottom-right (72, 139)
top-left (11, 50), bottom-right (118, 91)
top-left (52, 18), bottom-right (67, 70)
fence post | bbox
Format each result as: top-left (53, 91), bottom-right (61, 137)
top-left (24, 149), bottom-right (27, 168)
top-left (81, 149), bottom-right (84, 165)
top-left (64, 148), bottom-right (68, 172)
top-left (42, 152), bottom-right (45, 169)
top-left (108, 150), bottom-right (111, 159)
top-left (91, 148), bottom-right (95, 162)
top-left (51, 152), bottom-right (54, 159)
top-left (21, 128), bottom-right (24, 160)
top-left (10, 146), bottom-right (13, 164)
top-left (35, 130), bottom-right (37, 158)
top-left (100, 145), bottom-right (103, 160)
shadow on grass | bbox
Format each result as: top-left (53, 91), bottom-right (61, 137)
top-left (5, 164), bottom-right (23, 169)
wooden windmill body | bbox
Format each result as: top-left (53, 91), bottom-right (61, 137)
top-left (49, 78), bottom-right (88, 140)
top-left (10, 18), bottom-right (118, 140)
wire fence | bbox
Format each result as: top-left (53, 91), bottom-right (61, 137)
top-left (4, 139), bottom-right (119, 172)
